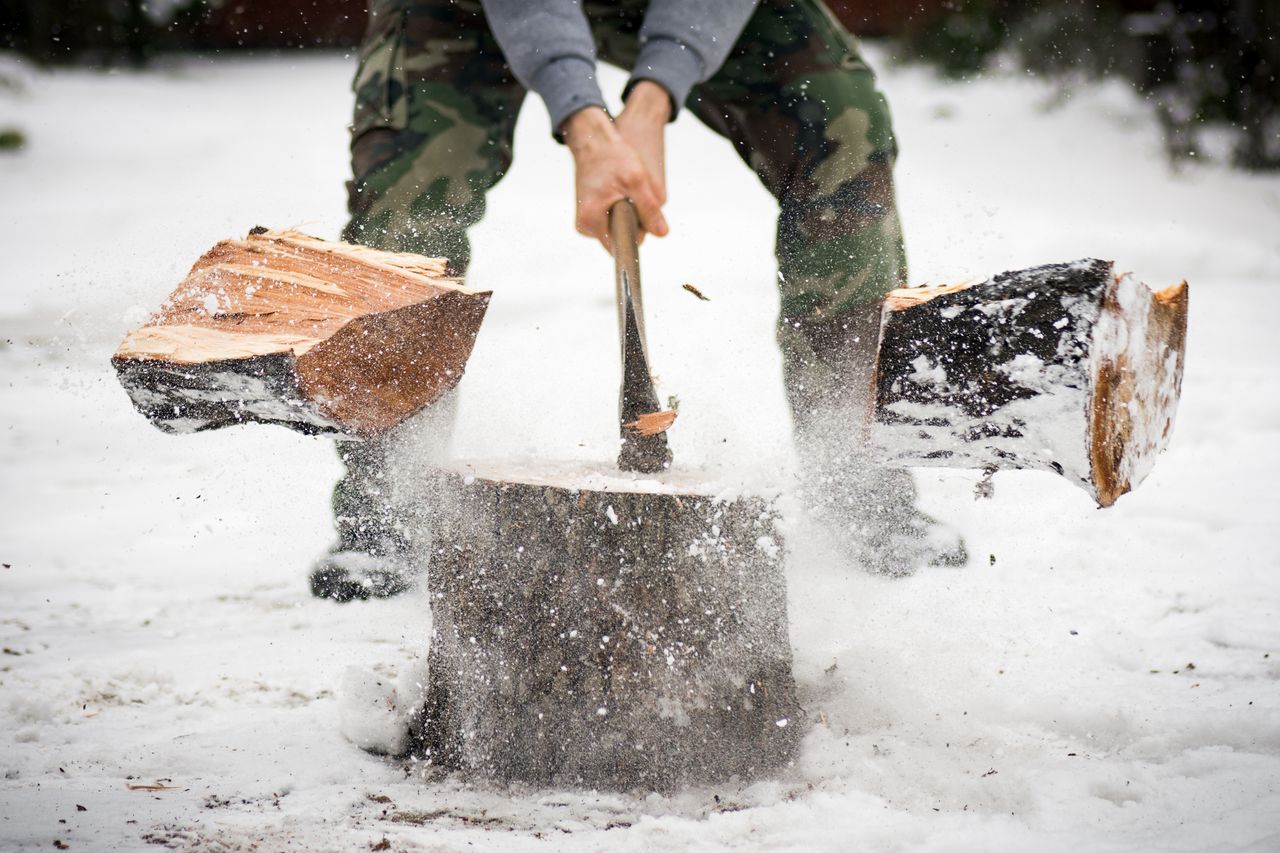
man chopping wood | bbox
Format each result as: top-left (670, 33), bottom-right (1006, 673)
top-left (311, 0), bottom-right (967, 601)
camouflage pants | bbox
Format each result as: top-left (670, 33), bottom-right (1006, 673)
top-left (332, 0), bottom-right (909, 555)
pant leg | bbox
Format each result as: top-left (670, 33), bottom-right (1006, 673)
top-left (331, 433), bottom-right (402, 558)
top-left (330, 0), bottom-right (524, 560)
top-left (687, 0), bottom-right (933, 570)
top-left (686, 0), bottom-right (907, 427)
top-left (343, 0), bottom-right (526, 272)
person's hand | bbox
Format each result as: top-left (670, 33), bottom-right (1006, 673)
top-left (562, 104), bottom-right (668, 252)
top-left (614, 80), bottom-right (670, 209)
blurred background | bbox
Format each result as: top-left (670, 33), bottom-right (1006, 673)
top-left (0, 0), bottom-right (1277, 169)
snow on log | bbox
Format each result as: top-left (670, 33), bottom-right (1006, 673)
top-left (872, 259), bottom-right (1189, 507)
top-left (112, 228), bottom-right (490, 437)
top-left (405, 460), bottom-right (801, 789)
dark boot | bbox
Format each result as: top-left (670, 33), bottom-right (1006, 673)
top-left (310, 434), bottom-right (417, 602)
top-left (309, 393), bottom-right (458, 602)
top-left (310, 550), bottom-right (414, 602)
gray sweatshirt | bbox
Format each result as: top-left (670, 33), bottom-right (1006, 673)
top-left (478, 0), bottom-right (760, 134)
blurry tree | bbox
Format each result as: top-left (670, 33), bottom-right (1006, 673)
top-left (168, 0), bottom-right (366, 50)
top-left (1133, 0), bottom-right (1280, 169)
top-left (0, 127), bottom-right (24, 150)
top-left (900, 0), bottom-right (1280, 169)
top-left (2, 0), bottom-right (1273, 168)
top-left (824, 0), bottom-right (953, 36)
top-left (2, 0), bottom-right (152, 66)
top-left (897, 0), bottom-right (1017, 77)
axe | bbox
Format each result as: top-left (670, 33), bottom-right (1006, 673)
top-left (609, 200), bottom-right (675, 473)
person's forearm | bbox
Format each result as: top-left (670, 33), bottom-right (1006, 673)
top-left (478, 0), bottom-right (606, 134)
top-left (562, 106), bottom-right (620, 156)
top-left (621, 80), bottom-right (671, 124)
top-left (615, 80), bottom-right (669, 202)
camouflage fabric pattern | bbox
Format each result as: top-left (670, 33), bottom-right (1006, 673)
top-left (688, 0), bottom-right (907, 414)
top-left (345, 0), bottom-right (905, 352)
top-left (334, 0), bottom-right (909, 556)
top-left (344, 0), bottom-right (524, 274)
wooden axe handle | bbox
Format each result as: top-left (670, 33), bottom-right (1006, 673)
top-left (609, 200), bottom-right (644, 340)
top-left (609, 200), bottom-right (672, 473)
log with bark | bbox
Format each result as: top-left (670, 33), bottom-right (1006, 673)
top-left (871, 259), bottom-right (1189, 507)
top-left (112, 228), bottom-right (490, 437)
top-left (404, 461), bottom-right (801, 789)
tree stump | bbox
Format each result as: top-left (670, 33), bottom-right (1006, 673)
top-left (112, 228), bottom-right (490, 437)
top-left (405, 461), bottom-right (801, 789)
top-left (871, 259), bottom-right (1189, 506)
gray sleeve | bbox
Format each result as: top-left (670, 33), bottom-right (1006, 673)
top-left (478, 0), bottom-right (607, 135)
top-left (629, 0), bottom-right (760, 118)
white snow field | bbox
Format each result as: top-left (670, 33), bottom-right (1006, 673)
top-left (2, 46), bottom-right (1279, 852)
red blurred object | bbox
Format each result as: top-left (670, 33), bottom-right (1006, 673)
top-left (824, 0), bottom-right (952, 36)
top-left (825, 0), bottom-right (1159, 36)
top-left (194, 0), bottom-right (368, 48)
top-left (190, 0), bottom-right (1164, 50)
top-left (191, 0), bottom-right (959, 50)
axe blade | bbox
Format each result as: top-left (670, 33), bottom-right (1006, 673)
top-left (610, 202), bottom-right (672, 474)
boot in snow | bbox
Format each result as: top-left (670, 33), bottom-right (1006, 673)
top-left (310, 549), bottom-right (414, 602)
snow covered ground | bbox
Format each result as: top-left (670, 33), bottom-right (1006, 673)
top-left (2, 46), bottom-right (1279, 852)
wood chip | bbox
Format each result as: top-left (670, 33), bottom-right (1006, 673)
top-left (682, 283), bottom-right (710, 301)
top-left (623, 410), bottom-right (678, 436)
top-left (126, 784), bottom-right (179, 791)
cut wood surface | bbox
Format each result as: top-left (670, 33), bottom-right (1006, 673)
top-left (872, 259), bottom-right (1189, 507)
top-left (405, 460), bottom-right (800, 789)
top-left (113, 228), bottom-right (490, 436)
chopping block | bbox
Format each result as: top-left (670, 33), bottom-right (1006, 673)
top-left (401, 460), bottom-right (802, 789)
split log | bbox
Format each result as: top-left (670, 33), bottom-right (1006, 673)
top-left (406, 461), bottom-right (801, 789)
top-left (112, 228), bottom-right (490, 437)
top-left (871, 259), bottom-right (1189, 507)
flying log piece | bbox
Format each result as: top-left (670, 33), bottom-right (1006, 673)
top-left (871, 259), bottom-right (1189, 507)
top-left (112, 229), bottom-right (490, 437)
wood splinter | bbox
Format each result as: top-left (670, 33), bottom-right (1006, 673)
top-left (623, 409), bottom-right (678, 436)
